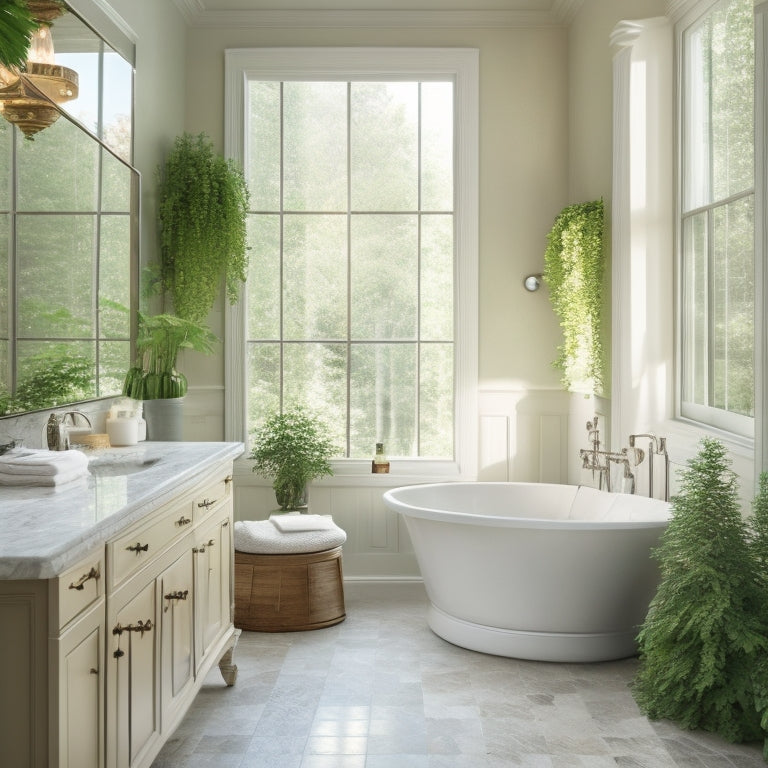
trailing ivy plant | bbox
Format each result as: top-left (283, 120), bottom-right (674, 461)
top-left (542, 198), bottom-right (605, 394)
top-left (633, 438), bottom-right (768, 747)
top-left (157, 132), bottom-right (250, 323)
top-left (249, 407), bottom-right (337, 510)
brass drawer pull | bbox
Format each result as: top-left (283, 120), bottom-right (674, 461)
top-left (197, 498), bottom-right (216, 509)
top-left (112, 619), bottom-right (153, 658)
top-left (69, 566), bottom-right (100, 591)
top-left (112, 619), bottom-right (153, 637)
top-left (164, 589), bottom-right (189, 602)
top-left (126, 542), bottom-right (149, 554)
top-left (175, 516), bottom-right (192, 527)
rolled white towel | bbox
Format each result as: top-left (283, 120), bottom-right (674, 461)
top-left (0, 467), bottom-right (88, 486)
top-left (0, 448), bottom-right (89, 476)
top-left (270, 514), bottom-right (337, 533)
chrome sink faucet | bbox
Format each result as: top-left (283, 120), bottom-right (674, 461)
top-left (45, 411), bottom-right (93, 450)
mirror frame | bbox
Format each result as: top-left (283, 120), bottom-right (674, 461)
top-left (0, 0), bottom-right (139, 421)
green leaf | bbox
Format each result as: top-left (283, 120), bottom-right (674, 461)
top-left (0, 1), bottom-right (36, 71)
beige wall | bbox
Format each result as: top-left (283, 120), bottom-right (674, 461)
top-left (179, 22), bottom-right (570, 432)
top-left (102, 0), bottom-right (187, 274)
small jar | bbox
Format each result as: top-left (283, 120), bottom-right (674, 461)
top-left (372, 442), bottom-right (390, 474)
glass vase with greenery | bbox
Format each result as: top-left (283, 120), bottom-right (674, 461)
top-left (122, 312), bottom-right (216, 400)
top-left (157, 132), bottom-right (250, 323)
top-left (249, 407), bottom-right (337, 510)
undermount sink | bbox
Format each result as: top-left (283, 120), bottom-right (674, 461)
top-left (87, 453), bottom-right (161, 477)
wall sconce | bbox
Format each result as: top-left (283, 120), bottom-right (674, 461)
top-left (0, 1), bottom-right (78, 139)
top-left (523, 274), bottom-right (543, 292)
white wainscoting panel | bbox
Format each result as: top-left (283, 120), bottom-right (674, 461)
top-left (231, 387), bottom-right (572, 581)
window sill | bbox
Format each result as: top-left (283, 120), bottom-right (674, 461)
top-left (657, 417), bottom-right (754, 466)
top-left (232, 456), bottom-right (470, 486)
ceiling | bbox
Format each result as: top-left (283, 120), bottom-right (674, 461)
top-left (194, 0), bottom-right (555, 9)
top-left (173, 0), bottom-right (582, 27)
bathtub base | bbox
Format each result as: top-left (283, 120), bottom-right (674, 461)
top-left (427, 605), bottom-right (638, 663)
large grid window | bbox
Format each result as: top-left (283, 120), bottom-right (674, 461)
top-left (679, 0), bottom-right (755, 436)
top-left (245, 79), bottom-right (455, 459)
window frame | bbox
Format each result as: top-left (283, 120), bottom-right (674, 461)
top-left (224, 47), bottom-right (479, 480)
top-left (675, 0), bottom-right (756, 441)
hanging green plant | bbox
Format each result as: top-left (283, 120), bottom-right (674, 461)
top-left (157, 132), bottom-right (250, 323)
top-left (542, 198), bottom-right (605, 394)
top-left (0, 1), bottom-right (37, 72)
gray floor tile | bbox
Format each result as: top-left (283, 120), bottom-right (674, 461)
top-left (150, 582), bottom-right (766, 768)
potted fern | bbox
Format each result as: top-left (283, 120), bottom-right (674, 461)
top-left (633, 438), bottom-right (768, 747)
top-left (122, 312), bottom-right (216, 440)
top-left (249, 407), bottom-right (337, 511)
top-left (157, 132), bottom-right (250, 322)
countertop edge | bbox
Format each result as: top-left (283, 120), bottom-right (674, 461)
top-left (0, 441), bottom-right (244, 581)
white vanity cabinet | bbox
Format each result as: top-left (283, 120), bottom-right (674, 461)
top-left (105, 461), bottom-right (237, 768)
top-left (0, 443), bottom-right (242, 768)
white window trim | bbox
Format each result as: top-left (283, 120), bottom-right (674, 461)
top-left (610, 4), bottom-right (763, 482)
top-left (223, 47), bottom-right (479, 481)
top-left (755, 1), bottom-right (768, 476)
top-left (675, 0), bottom-right (756, 441)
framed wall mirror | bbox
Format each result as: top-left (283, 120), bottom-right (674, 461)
top-left (0, 0), bottom-right (138, 417)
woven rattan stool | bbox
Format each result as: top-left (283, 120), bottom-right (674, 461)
top-left (234, 545), bottom-right (345, 632)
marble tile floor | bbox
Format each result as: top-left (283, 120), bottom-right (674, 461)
top-left (151, 582), bottom-right (766, 768)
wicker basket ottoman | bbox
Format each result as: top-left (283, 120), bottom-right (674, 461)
top-left (233, 516), bottom-right (346, 632)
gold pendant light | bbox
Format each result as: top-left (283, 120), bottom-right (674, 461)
top-left (0, 1), bottom-right (79, 139)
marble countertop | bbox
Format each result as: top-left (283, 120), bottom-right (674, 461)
top-left (0, 441), bottom-right (244, 580)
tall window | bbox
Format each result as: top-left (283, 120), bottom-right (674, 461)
top-left (226, 49), bottom-right (478, 472)
top-left (679, 0), bottom-right (755, 437)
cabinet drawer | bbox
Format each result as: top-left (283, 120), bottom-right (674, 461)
top-left (109, 506), bottom-right (192, 589)
top-left (55, 549), bottom-right (104, 629)
top-left (192, 475), bottom-right (232, 522)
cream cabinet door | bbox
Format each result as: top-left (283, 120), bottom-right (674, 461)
top-left (56, 603), bottom-right (105, 768)
top-left (160, 548), bottom-right (194, 726)
top-left (107, 579), bottom-right (158, 768)
top-left (193, 513), bottom-right (232, 672)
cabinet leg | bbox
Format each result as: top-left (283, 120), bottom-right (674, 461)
top-left (218, 628), bottom-right (240, 686)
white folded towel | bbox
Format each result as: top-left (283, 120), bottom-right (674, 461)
top-left (270, 514), bottom-right (337, 533)
top-left (0, 448), bottom-right (89, 476)
top-left (0, 468), bottom-right (87, 486)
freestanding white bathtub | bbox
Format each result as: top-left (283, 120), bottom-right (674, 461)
top-left (382, 482), bottom-right (671, 663)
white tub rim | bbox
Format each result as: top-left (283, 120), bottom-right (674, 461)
top-left (383, 481), bottom-right (671, 531)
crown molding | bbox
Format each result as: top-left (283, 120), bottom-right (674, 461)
top-left (552, 0), bottom-right (584, 25)
top-left (610, 16), bottom-right (669, 49)
top-left (172, 0), bottom-right (205, 25)
top-left (171, 4), bottom-right (576, 29)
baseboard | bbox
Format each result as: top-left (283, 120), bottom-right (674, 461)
top-left (343, 576), bottom-right (424, 585)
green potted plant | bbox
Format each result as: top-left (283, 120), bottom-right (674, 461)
top-left (633, 438), bottom-right (768, 746)
top-left (122, 312), bottom-right (216, 439)
top-left (157, 132), bottom-right (250, 323)
top-left (542, 198), bottom-right (605, 395)
top-left (249, 407), bottom-right (337, 511)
